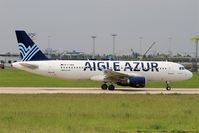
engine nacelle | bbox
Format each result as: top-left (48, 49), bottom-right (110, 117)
top-left (117, 76), bottom-right (145, 88)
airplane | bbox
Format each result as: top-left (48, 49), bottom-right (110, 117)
top-left (12, 30), bottom-right (193, 90)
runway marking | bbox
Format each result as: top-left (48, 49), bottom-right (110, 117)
top-left (0, 87), bottom-right (199, 94)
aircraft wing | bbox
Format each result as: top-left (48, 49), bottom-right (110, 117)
top-left (19, 63), bottom-right (38, 70)
top-left (90, 70), bottom-right (130, 82)
top-left (104, 69), bottom-right (141, 83)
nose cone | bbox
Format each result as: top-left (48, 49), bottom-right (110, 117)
top-left (186, 70), bottom-right (193, 80)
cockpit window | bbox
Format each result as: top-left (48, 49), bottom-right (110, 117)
top-left (179, 67), bottom-right (185, 70)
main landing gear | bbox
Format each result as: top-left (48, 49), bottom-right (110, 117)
top-left (101, 83), bottom-right (115, 90)
top-left (102, 82), bottom-right (172, 91)
top-left (166, 81), bottom-right (171, 91)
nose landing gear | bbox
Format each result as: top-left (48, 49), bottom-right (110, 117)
top-left (166, 81), bottom-right (171, 91)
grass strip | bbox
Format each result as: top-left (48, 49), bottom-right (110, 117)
top-left (0, 94), bottom-right (199, 133)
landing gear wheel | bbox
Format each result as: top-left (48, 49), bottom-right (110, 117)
top-left (166, 81), bottom-right (171, 91)
top-left (101, 84), bottom-right (108, 90)
top-left (108, 84), bottom-right (115, 91)
top-left (166, 86), bottom-right (171, 91)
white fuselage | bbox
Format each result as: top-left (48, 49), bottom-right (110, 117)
top-left (12, 60), bottom-right (193, 82)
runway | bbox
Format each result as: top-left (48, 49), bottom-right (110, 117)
top-left (0, 87), bottom-right (199, 94)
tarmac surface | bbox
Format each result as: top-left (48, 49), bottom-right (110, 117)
top-left (0, 87), bottom-right (199, 94)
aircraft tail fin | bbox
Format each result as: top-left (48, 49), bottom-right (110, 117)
top-left (15, 30), bottom-right (49, 61)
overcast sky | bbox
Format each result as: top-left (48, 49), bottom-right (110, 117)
top-left (0, 0), bottom-right (199, 56)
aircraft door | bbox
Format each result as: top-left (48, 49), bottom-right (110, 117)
top-left (168, 63), bottom-right (175, 78)
top-left (48, 65), bottom-right (56, 76)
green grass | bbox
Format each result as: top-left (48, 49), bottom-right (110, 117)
top-left (0, 67), bottom-right (101, 87)
top-left (1, 68), bottom-right (199, 132)
top-left (0, 67), bottom-right (198, 88)
top-left (0, 94), bottom-right (199, 133)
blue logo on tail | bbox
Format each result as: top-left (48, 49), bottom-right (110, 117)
top-left (18, 43), bottom-right (40, 61)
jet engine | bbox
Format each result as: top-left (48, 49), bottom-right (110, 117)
top-left (117, 76), bottom-right (145, 88)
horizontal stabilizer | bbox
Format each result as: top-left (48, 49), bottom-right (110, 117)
top-left (19, 63), bottom-right (38, 69)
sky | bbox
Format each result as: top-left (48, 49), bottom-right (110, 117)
top-left (0, 0), bottom-right (199, 56)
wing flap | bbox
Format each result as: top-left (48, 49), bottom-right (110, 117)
top-left (104, 70), bottom-right (144, 83)
top-left (104, 70), bottom-right (129, 82)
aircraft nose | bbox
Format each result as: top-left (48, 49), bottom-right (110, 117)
top-left (186, 70), bottom-right (193, 79)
